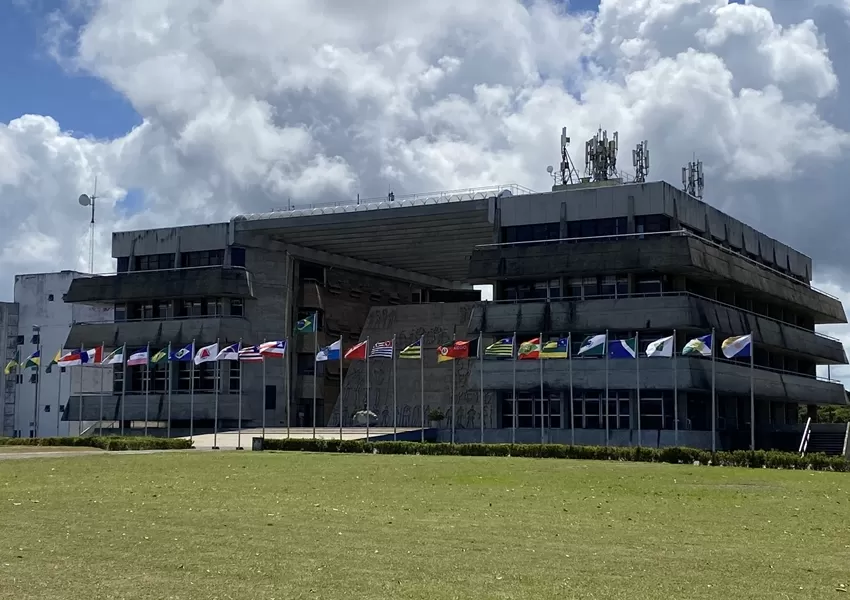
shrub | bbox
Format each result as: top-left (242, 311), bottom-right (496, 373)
top-left (259, 438), bottom-right (849, 472)
top-left (0, 436), bottom-right (193, 451)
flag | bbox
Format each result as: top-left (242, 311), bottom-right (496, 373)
top-left (216, 343), bottom-right (240, 361)
top-left (45, 349), bottom-right (63, 373)
top-left (369, 340), bottom-right (394, 359)
top-left (609, 337), bottom-right (637, 359)
top-left (194, 342), bottom-right (219, 365)
top-left (259, 340), bottom-right (286, 357)
top-left (437, 339), bottom-right (478, 363)
top-left (646, 335), bottom-right (674, 358)
top-left (399, 339), bottom-right (422, 360)
top-left (722, 334), bottom-right (752, 359)
top-left (578, 334), bottom-right (606, 356)
top-left (316, 340), bottom-right (342, 362)
top-left (4, 350), bottom-right (19, 375)
top-left (540, 337), bottom-right (569, 359)
top-left (127, 348), bottom-right (149, 366)
top-left (151, 348), bottom-right (168, 364)
top-left (294, 315), bottom-right (317, 334)
top-left (485, 337), bottom-right (514, 358)
top-left (84, 346), bottom-right (104, 364)
top-left (682, 334), bottom-right (712, 357)
top-left (237, 345), bottom-right (264, 362)
top-left (58, 349), bottom-right (87, 367)
top-left (170, 343), bottom-right (194, 362)
top-left (518, 338), bottom-right (541, 360)
top-left (344, 340), bottom-right (368, 360)
top-left (104, 348), bottom-right (124, 365)
top-left (23, 351), bottom-right (40, 369)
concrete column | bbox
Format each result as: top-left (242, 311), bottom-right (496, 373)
top-left (560, 202), bottom-right (568, 240)
top-left (626, 195), bottom-right (635, 234)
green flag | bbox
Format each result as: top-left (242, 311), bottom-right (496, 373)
top-left (294, 314), bottom-right (317, 334)
top-left (151, 348), bottom-right (168, 364)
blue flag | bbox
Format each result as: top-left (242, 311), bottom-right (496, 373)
top-left (169, 343), bottom-right (194, 362)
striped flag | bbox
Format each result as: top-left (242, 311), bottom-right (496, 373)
top-left (399, 339), bottom-right (422, 360)
top-left (370, 340), bottom-right (394, 358)
top-left (485, 337), bottom-right (514, 358)
top-left (238, 345), bottom-right (265, 362)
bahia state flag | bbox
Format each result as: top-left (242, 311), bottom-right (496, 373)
top-left (645, 334), bottom-right (674, 358)
top-left (721, 334), bottom-right (752, 359)
top-left (577, 334), bottom-right (606, 356)
top-left (608, 337), bottom-right (637, 359)
top-left (682, 334), bottom-right (712, 357)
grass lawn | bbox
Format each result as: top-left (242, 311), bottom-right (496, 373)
top-left (1, 452), bottom-right (848, 599)
top-left (0, 446), bottom-right (104, 454)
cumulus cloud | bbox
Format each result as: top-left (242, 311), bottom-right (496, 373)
top-left (1, 0), bottom-right (850, 374)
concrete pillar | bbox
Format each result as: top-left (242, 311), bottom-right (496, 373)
top-left (626, 195), bottom-right (635, 234)
top-left (560, 202), bottom-right (568, 240)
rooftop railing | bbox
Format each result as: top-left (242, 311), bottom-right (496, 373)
top-left (70, 264), bottom-right (249, 278)
top-left (475, 229), bottom-right (839, 301)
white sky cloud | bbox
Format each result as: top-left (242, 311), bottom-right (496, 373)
top-left (2, 0), bottom-right (850, 379)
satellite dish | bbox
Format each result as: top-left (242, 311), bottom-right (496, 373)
top-left (546, 165), bottom-right (554, 174)
top-left (78, 194), bottom-right (91, 207)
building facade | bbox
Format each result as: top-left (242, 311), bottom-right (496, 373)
top-left (1, 301), bottom-right (19, 437)
top-left (61, 182), bottom-right (848, 450)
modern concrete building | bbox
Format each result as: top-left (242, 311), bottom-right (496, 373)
top-left (1, 301), bottom-right (19, 437)
top-left (61, 181), bottom-right (849, 451)
top-left (13, 271), bottom-right (111, 437)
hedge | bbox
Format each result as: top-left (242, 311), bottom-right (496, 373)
top-left (260, 438), bottom-right (850, 472)
top-left (0, 436), bottom-right (193, 451)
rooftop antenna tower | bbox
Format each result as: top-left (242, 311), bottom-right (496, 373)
top-left (682, 158), bottom-right (704, 199)
top-left (632, 140), bottom-right (650, 183)
top-left (559, 127), bottom-right (580, 185)
top-left (585, 128), bottom-right (619, 182)
top-left (77, 176), bottom-right (98, 274)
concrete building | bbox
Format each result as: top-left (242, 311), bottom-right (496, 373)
top-left (61, 181), bottom-right (849, 451)
top-left (13, 271), bottom-right (111, 437)
top-left (1, 301), bottom-right (19, 437)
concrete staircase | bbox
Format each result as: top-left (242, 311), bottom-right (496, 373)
top-left (804, 424), bottom-right (848, 457)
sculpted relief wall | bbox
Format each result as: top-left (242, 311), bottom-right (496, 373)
top-left (327, 302), bottom-right (498, 430)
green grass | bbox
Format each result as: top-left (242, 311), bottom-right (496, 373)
top-left (1, 452), bottom-right (848, 599)
top-left (0, 446), bottom-right (104, 454)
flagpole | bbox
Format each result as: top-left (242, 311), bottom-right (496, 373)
top-left (120, 344), bottom-right (126, 436)
top-left (144, 342), bottom-right (150, 437)
top-left (166, 342), bottom-right (172, 438)
top-left (479, 331), bottom-right (484, 444)
top-left (365, 336), bottom-right (370, 441)
top-left (213, 337), bottom-right (220, 450)
top-left (604, 329), bottom-right (609, 447)
top-left (419, 334), bottom-right (425, 443)
top-left (78, 344), bottom-right (85, 436)
top-left (338, 335), bottom-right (343, 441)
top-left (189, 340), bottom-right (195, 443)
top-left (312, 334), bottom-right (318, 441)
top-left (569, 333), bottom-right (574, 446)
top-left (636, 331), bottom-right (641, 447)
top-left (539, 331), bottom-right (544, 445)
top-left (98, 342), bottom-right (105, 436)
top-left (672, 330), bottom-right (678, 446)
top-left (33, 344), bottom-right (42, 437)
top-left (237, 339), bottom-right (244, 450)
top-left (262, 340), bottom-right (268, 441)
top-left (392, 334), bottom-right (398, 441)
top-left (511, 331), bottom-right (517, 445)
top-left (55, 347), bottom-right (62, 436)
top-left (285, 336), bottom-right (290, 440)
top-left (451, 357), bottom-right (456, 445)
top-left (749, 331), bottom-right (755, 451)
top-left (710, 327), bottom-right (717, 453)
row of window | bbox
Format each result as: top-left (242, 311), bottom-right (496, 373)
top-left (114, 362), bottom-right (240, 393)
top-left (114, 298), bottom-right (244, 321)
top-left (116, 248), bottom-right (246, 273)
top-left (501, 275), bottom-right (662, 301)
top-left (501, 215), bottom-right (672, 244)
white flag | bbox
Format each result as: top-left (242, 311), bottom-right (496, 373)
top-left (194, 343), bottom-right (219, 365)
top-left (645, 335), bottom-right (674, 358)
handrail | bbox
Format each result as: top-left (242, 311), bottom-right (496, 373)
top-left (74, 264), bottom-right (249, 278)
top-left (483, 290), bottom-right (842, 343)
top-left (475, 229), bottom-right (836, 300)
top-left (799, 417), bottom-right (812, 455)
top-left (71, 315), bottom-right (248, 326)
top-left (842, 422), bottom-right (849, 459)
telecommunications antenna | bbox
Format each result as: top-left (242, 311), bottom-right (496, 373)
top-left (559, 127), bottom-right (580, 185)
top-left (584, 127), bottom-right (619, 182)
top-left (632, 140), bottom-right (650, 183)
top-left (681, 158), bottom-right (704, 199)
top-left (546, 165), bottom-right (557, 185)
top-left (77, 177), bottom-right (98, 274)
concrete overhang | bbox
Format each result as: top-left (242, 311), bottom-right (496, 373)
top-left (469, 235), bottom-right (846, 324)
top-left (467, 296), bottom-right (848, 364)
top-left (232, 199), bottom-right (495, 283)
top-left (65, 317), bottom-right (248, 349)
top-left (63, 267), bottom-right (254, 304)
top-left (471, 357), bottom-right (848, 406)
top-left (66, 393), bottom-right (247, 423)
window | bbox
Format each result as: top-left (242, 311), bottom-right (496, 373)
top-left (607, 392), bottom-right (630, 429)
top-left (181, 299), bottom-right (203, 318)
top-left (567, 217), bottom-right (627, 239)
top-left (230, 298), bottom-right (244, 317)
top-left (565, 278), bottom-right (582, 299)
top-left (635, 277), bottom-right (662, 295)
top-left (180, 249), bottom-right (224, 268)
top-left (230, 247), bottom-right (246, 267)
top-left (228, 362), bottom-right (241, 392)
top-left (573, 394), bottom-right (602, 429)
top-left (155, 301), bottom-right (171, 320)
top-left (44, 404), bottom-right (50, 413)
top-left (48, 294), bottom-right (54, 301)
top-left (113, 367), bottom-right (123, 393)
top-left (117, 257), bottom-right (130, 273)
top-left (635, 214), bottom-right (670, 235)
top-left (639, 396), bottom-right (675, 430)
top-left (502, 223), bottom-right (560, 244)
top-left (600, 275), bottom-right (616, 298)
top-left (142, 303), bottom-right (154, 320)
top-left (299, 262), bottom-right (326, 282)
top-left (114, 304), bottom-right (127, 323)
top-left (501, 393), bottom-right (562, 428)
top-left (265, 385), bottom-right (276, 410)
top-left (582, 277), bottom-right (599, 298)
top-left (204, 298), bottom-right (222, 316)
top-left (151, 364), bottom-right (168, 393)
top-left (297, 354), bottom-right (324, 376)
top-left (134, 253), bottom-right (175, 271)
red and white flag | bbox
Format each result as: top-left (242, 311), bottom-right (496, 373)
top-left (344, 340), bottom-right (368, 360)
top-left (194, 343), bottom-right (219, 365)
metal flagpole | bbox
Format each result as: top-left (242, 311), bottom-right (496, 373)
top-left (55, 347), bottom-right (62, 436)
top-left (479, 331), bottom-right (484, 444)
top-left (262, 340), bottom-right (267, 440)
top-left (539, 331), bottom-right (544, 445)
top-left (569, 333), bottom-right (574, 446)
top-left (213, 338), bottom-right (220, 450)
top-left (144, 342), bottom-right (150, 437)
top-left (312, 334), bottom-right (318, 441)
top-left (365, 336), bottom-right (370, 441)
top-left (749, 331), bottom-right (755, 451)
top-left (511, 332), bottom-right (517, 445)
top-left (78, 344), bottom-right (85, 436)
top-left (636, 332), bottom-right (641, 447)
top-left (237, 340), bottom-right (244, 450)
top-left (285, 336), bottom-right (291, 440)
top-left (120, 343), bottom-right (126, 436)
top-left (33, 342), bottom-right (42, 437)
top-left (672, 330), bottom-right (678, 446)
top-left (710, 327), bottom-right (716, 453)
top-left (419, 334), bottom-right (425, 443)
top-left (98, 342), bottom-right (105, 436)
top-left (338, 335), bottom-right (343, 441)
top-left (604, 330), bottom-right (610, 447)
top-left (392, 334), bottom-right (398, 441)
top-left (166, 342), bottom-right (172, 438)
top-left (189, 340), bottom-right (195, 443)
top-left (451, 358), bottom-right (456, 444)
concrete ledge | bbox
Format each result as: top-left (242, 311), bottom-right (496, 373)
top-left (65, 316), bottom-right (249, 348)
top-left (65, 392), bottom-right (260, 422)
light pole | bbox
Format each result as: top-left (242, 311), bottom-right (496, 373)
top-left (78, 177), bottom-right (97, 274)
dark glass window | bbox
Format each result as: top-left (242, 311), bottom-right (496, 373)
top-left (297, 354), bottom-right (324, 376)
top-left (180, 249), bottom-right (224, 268)
top-left (635, 214), bottom-right (670, 234)
top-left (265, 385), bottom-right (276, 410)
top-left (134, 253), bottom-right (175, 271)
top-left (230, 247), bottom-right (246, 267)
top-left (230, 299), bottom-right (244, 317)
top-left (114, 304), bottom-right (127, 322)
top-left (501, 222), bottom-right (559, 243)
top-left (299, 262), bottom-right (326, 282)
top-left (117, 257), bottom-right (130, 273)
